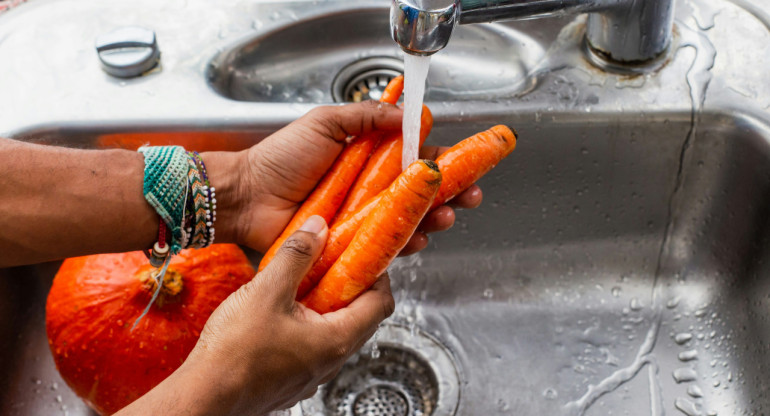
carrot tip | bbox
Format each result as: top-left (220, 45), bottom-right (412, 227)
top-left (509, 126), bottom-right (519, 140)
top-left (421, 159), bottom-right (440, 172)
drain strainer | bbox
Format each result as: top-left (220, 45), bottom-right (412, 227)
top-left (332, 57), bottom-right (405, 103)
top-left (301, 324), bottom-right (460, 416)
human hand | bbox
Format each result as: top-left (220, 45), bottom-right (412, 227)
top-left (208, 101), bottom-right (482, 254)
top-left (117, 216), bottom-right (395, 416)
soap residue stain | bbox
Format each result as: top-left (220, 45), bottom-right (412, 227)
top-left (402, 54), bottom-right (431, 170)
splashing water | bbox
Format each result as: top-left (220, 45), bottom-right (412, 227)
top-left (402, 54), bottom-right (431, 170)
top-left (371, 325), bottom-right (382, 359)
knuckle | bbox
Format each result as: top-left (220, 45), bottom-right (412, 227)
top-left (359, 99), bottom-right (379, 110)
top-left (307, 105), bottom-right (331, 120)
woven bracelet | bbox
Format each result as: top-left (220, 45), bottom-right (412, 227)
top-left (191, 151), bottom-right (217, 247)
top-left (138, 145), bottom-right (189, 255)
top-left (185, 152), bottom-right (209, 249)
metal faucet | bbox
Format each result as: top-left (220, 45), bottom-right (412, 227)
top-left (391, 0), bottom-right (675, 67)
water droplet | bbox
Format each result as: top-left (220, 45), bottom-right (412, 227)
top-left (580, 147), bottom-right (589, 155)
top-left (678, 350), bottom-right (698, 361)
top-left (543, 388), bottom-right (558, 400)
top-left (50, 382), bottom-right (58, 391)
top-left (629, 297), bottom-right (643, 311)
top-left (55, 395), bottom-right (62, 403)
top-left (497, 398), bottom-right (510, 411)
top-left (673, 367), bottom-right (697, 383)
top-left (674, 333), bottom-right (693, 345)
top-left (611, 286), bottom-right (621, 297)
top-left (667, 297), bottom-right (681, 309)
top-left (370, 326), bottom-right (381, 359)
top-left (674, 397), bottom-right (699, 416)
top-left (687, 384), bottom-right (704, 398)
top-left (483, 288), bottom-right (494, 299)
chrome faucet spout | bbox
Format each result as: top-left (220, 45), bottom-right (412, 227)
top-left (390, 0), bottom-right (458, 56)
top-left (390, 0), bottom-right (675, 68)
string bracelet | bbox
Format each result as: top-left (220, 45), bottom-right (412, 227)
top-left (191, 151), bottom-right (217, 247)
top-left (138, 145), bottom-right (189, 255)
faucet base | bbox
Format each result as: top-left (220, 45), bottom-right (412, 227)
top-left (583, 33), bottom-right (673, 76)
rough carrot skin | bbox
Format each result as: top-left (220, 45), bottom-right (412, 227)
top-left (257, 77), bottom-right (406, 272)
top-left (379, 74), bottom-right (404, 104)
top-left (334, 105), bottom-right (433, 221)
top-left (431, 125), bottom-right (517, 210)
top-left (301, 160), bottom-right (442, 313)
top-left (257, 134), bottom-right (380, 271)
top-left (296, 124), bottom-right (518, 297)
top-left (295, 195), bottom-right (380, 299)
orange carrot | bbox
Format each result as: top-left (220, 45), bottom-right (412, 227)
top-left (295, 124), bottom-right (518, 298)
top-left (380, 75), bottom-right (404, 104)
top-left (257, 138), bottom-right (378, 271)
top-left (295, 194), bottom-right (380, 299)
top-left (301, 160), bottom-right (442, 313)
top-left (258, 76), bottom-right (407, 272)
top-left (334, 105), bottom-right (433, 221)
top-left (430, 125), bottom-right (517, 210)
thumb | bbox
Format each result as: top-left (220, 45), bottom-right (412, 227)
top-left (258, 215), bottom-right (328, 306)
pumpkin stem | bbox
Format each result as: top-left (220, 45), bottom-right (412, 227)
top-left (139, 268), bottom-right (184, 298)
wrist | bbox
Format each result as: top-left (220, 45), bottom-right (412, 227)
top-left (200, 151), bottom-right (248, 246)
top-left (115, 354), bottom-right (240, 416)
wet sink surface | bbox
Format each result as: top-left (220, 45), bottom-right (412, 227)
top-left (384, 113), bottom-right (770, 415)
top-left (4, 112), bottom-right (770, 415)
top-left (2, 0), bottom-right (770, 415)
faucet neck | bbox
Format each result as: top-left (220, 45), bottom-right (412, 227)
top-left (392, 0), bottom-right (675, 67)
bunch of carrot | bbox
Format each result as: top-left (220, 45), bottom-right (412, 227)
top-left (259, 75), bottom-right (518, 313)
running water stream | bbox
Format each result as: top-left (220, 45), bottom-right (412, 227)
top-left (402, 54), bottom-right (431, 170)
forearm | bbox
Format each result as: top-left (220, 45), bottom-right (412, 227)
top-left (114, 356), bottom-right (243, 416)
top-left (0, 138), bottom-right (243, 267)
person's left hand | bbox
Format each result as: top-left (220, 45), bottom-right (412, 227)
top-left (209, 101), bottom-right (482, 254)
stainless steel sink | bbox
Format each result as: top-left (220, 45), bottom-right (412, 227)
top-left (206, 8), bottom-right (545, 103)
top-left (2, 0), bottom-right (770, 415)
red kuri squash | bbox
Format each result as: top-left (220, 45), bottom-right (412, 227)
top-left (45, 244), bottom-right (255, 415)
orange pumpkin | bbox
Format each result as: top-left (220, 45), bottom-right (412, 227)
top-left (45, 244), bottom-right (255, 415)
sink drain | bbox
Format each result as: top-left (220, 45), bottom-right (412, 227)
top-left (301, 324), bottom-right (460, 416)
top-left (332, 57), bottom-right (404, 103)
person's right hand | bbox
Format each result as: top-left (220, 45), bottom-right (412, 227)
top-left (115, 215), bottom-right (395, 416)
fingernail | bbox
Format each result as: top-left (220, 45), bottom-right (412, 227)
top-left (299, 215), bottom-right (326, 235)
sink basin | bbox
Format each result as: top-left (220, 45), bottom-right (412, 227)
top-left (1, 0), bottom-right (770, 415)
top-left (206, 8), bottom-right (545, 103)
